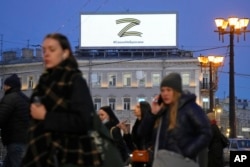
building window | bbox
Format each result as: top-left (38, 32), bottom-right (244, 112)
top-left (152, 73), bottom-right (161, 86)
top-left (182, 73), bottom-right (190, 86)
top-left (123, 97), bottom-right (131, 110)
top-left (108, 74), bottom-right (116, 87)
top-left (94, 97), bottom-right (101, 111)
top-left (202, 74), bottom-right (209, 89)
top-left (136, 71), bottom-right (145, 87)
top-left (202, 97), bottom-right (209, 112)
top-left (123, 73), bottom-right (131, 87)
top-left (137, 97), bottom-right (146, 102)
top-left (91, 73), bottom-right (101, 87)
top-left (109, 98), bottom-right (116, 110)
top-left (28, 76), bottom-right (34, 89)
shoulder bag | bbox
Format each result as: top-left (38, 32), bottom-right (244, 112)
top-left (131, 149), bottom-right (150, 163)
top-left (89, 112), bottom-right (124, 167)
top-left (54, 113), bottom-right (124, 167)
top-left (152, 117), bottom-right (199, 167)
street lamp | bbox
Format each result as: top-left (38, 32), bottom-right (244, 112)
top-left (198, 55), bottom-right (224, 113)
top-left (214, 17), bottom-right (250, 138)
top-left (215, 106), bottom-right (222, 127)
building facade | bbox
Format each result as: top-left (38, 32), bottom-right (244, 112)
top-left (0, 48), bottom-right (203, 126)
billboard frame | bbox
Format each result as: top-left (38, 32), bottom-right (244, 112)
top-left (79, 12), bottom-right (178, 49)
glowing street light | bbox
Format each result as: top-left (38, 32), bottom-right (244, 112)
top-left (214, 17), bottom-right (250, 138)
top-left (198, 55), bottom-right (224, 113)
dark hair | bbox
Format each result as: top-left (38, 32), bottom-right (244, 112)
top-left (4, 74), bottom-right (21, 89)
top-left (139, 101), bottom-right (151, 119)
top-left (43, 33), bottom-right (78, 67)
top-left (99, 106), bottom-right (119, 125)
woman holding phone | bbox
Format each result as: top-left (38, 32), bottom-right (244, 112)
top-left (117, 100), bottom-right (153, 167)
top-left (138, 72), bottom-right (212, 166)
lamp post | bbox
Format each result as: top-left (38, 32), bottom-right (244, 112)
top-left (214, 17), bottom-right (250, 138)
top-left (198, 55), bottom-right (224, 113)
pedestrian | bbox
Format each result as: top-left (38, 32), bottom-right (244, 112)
top-left (0, 73), bottom-right (30, 167)
top-left (138, 72), bottom-right (212, 167)
top-left (98, 106), bottom-right (130, 165)
top-left (207, 112), bottom-right (224, 167)
top-left (21, 33), bottom-right (102, 167)
top-left (117, 101), bottom-right (153, 167)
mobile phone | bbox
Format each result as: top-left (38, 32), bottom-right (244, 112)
top-left (157, 94), bottom-right (163, 105)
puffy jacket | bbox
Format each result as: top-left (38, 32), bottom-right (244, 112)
top-left (0, 87), bottom-right (30, 145)
top-left (138, 91), bottom-right (212, 161)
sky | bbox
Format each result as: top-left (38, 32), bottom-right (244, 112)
top-left (0, 0), bottom-right (250, 100)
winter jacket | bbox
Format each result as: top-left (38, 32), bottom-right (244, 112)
top-left (207, 121), bottom-right (224, 167)
top-left (123, 119), bottom-right (152, 151)
top-left (0, 87), bottom-right (30, 145)
top-left (123, 118), bottom-right (153, 167)
top-left (109, 125), bottom-right (129, 162)
top-left (21, 57), bottom-right (98, 167)
top-left (138, 91), bottom-right (212, 161)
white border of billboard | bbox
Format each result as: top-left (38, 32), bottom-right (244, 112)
top-left (80, 13), bottom-right (178, 49)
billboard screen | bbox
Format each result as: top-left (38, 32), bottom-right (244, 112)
top-left (80, 13), bottom-right (177, 49)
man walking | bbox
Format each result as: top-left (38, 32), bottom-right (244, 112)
top-left (0, 74), bottom-right (30, 167)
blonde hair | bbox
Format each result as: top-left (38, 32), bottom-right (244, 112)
top-left (154, 90), bottom-right (181, 130)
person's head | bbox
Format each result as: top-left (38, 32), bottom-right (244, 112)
top-left (42, 33), bottom-right (74, 69)
top-left (160, 72), bottom-right (182, 130)
top-left (98, 106), bottom-right (119, 125)
top-left (160, 72), bottom-right (182, 105)
top-left (4, 74), bottom-right (21, 91)
top-left (134, 101), bottom-right (151, 120)
top-left (207, 112), bottom-right (216, 121)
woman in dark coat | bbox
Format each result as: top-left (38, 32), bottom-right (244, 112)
top-left (207, 112), bottom-right (224, 167)
top-left (117, 101), bottom-right (153, 167)
top-left (21, 33), bottom-right (101, 167)
top-left (98, 106), bottom-right (129, 164)
top-left (138, 73), bottom-right (212, 166)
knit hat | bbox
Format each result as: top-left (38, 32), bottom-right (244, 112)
top-left (4, 74), bottom-right (21, 88)
top-left (160, 72), bottom-right (182, 93)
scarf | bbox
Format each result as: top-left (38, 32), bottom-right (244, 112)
top-left (21, 57), bottom-right (102, 167)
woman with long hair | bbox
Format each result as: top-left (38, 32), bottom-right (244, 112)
top-left (118, 101), bottom-right (153, 167)
top-left (138, 72), bottom-right (212, 166)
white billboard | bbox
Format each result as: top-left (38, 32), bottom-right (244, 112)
top-left (80, 13), bottom-right (177, 49)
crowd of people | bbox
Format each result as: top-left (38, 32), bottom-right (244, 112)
top-left (0, 33), bottom-right (227, 167)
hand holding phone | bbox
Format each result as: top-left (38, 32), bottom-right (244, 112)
top-left (157, 94), bottom-right (163, 105)
top-left (152, 94), bottom-right (163, 105)
top-left (151, 94), bottom-right (163, 115)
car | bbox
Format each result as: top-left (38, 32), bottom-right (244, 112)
top-left (223, 138), bottom-right (250, 165)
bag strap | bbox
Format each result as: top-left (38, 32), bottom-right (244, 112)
top-left (110, 126), bottom-right (116, 139)
top-left (154, 117), bottom-right (162, 158)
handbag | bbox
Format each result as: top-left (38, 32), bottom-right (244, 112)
top-left (153, 150), bottom-right (198, 167)
top-left (132, 149), bottom-right (150, 163)
top-left (152, 118), bottom-right (199, 167)
top-left (53, 112), bottom-right (124, 167)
